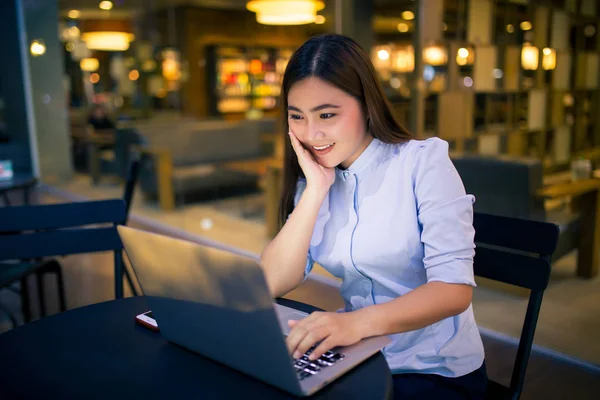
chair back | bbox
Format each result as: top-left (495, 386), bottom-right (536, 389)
top-left (452, 154), bottom-right (546, 220)
top-left (123, 157), bottom-right (142, 223)
top-left (0, 199), bottom-right (127, 298)
top-left (473, 212), bottom-right (559, 399)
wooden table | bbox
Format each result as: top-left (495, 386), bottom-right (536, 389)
top-left (71, 129), bottom-right (116, 185)
top-left (537, 178), bottom-right (600, 278)
top-left (221, 158), bottom-right (284, 238)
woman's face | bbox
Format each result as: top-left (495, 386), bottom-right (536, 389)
top-left (287, 77), bottom-right (372, 169)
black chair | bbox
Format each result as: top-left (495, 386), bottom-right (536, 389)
top-left (473, 212), bottom-right (559, 400)
top-left (123, 154), bottom-right (142, 223)
top-left (0, 158), bottom-right (142, 327)
top-left (0, 200), bottom-right (127, 316)
top-left (121, 155), bottom-right (142, 297)
top-left (1, 178), bottom-right (67, 325)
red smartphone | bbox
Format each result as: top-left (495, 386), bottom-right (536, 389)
top-left (135, 311), bottom-right (159, 332)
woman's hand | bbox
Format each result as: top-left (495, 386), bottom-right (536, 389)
top-left (289, 131), bottom-right (335, 193)
top-left (286, 311), bottom-right (366, 361)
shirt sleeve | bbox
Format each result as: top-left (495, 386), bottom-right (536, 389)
top-left (290, 178), bottom-right (315, 280)
top-left (413, 138), bottom-right (477, 286)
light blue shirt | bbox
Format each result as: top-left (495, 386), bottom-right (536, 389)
top-left (294, 137), bottom-right (485, 377)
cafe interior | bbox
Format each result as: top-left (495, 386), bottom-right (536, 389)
top-left (1, 0), bottom-right (600, 398)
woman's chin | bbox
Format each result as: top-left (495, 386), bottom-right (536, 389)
top-left (316, 157), bottom-right (339, 169)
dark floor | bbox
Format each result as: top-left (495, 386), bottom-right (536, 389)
top-left (482, 335), bottom-right (600, 399)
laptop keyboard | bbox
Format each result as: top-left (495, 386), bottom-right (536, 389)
top-left (293, 346), bottom-right (345, 380)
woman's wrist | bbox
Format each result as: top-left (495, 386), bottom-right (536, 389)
top-left (304, 184), bottom-right (330, 200)
top-left (352, 306), bottom-right (386, 339)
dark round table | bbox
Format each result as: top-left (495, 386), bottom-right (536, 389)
top-left (0, 297), bottom-right (393, 399)
top-left (0, 175), bottom-right (37, 206)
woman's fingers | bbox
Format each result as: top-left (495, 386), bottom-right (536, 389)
top-left (289, 131), bottom-right (315, 166)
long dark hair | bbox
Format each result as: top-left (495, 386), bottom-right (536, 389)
top-left (278, 34), bottom-right (414, 227)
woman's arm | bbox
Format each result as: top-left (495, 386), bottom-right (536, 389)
top-left (260, 185), bottom-right (327, 298)
top-left (354, 281), bottom-right (472, 337)
top-left (286, 282), bottom-right (471, 360)
top-left (260, 132), bottom-right (335, 298)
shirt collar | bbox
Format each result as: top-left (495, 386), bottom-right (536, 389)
top-left (335, 137), bottom-right (382, 180)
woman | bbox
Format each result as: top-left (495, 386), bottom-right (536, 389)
top-left (260, 34), bottom-right (487, 399)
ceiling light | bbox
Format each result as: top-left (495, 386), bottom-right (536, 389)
top-left (80, 58), bottom-right (99, 72)
top-left (423, 45), bottom-right (447, 66)
top-left (402, 11), bottom-right (414, 20)
top-left (542, 48), bottom-right (556, 70)
top-left (521, 43), bottom-right (539, 70)
top-left (246, 1), bottom-right (325, 25)
top-left (99, 1), bottom-right (113, 11)
top-left (68, 10), bottom-right (80, 19)
top-left (82, 31), bottom-right (135, 51)
top-left (30, 39), bottom-right (46, 56)
top-left (315, 15), bottom-right (325, 24)
top-left (397, 23), bottom-right (409, 33)
top-left (377, 49), bottom-right (390, 61)
top-left (520, 21), bottom-right (532, 31)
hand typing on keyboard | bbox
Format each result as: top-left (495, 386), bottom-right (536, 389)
top-left (293, 345), bottom-right (345, 380)
top-left (286, 311), bottom-right (366, 362)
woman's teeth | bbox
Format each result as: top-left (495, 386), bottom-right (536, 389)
top-left (313, 144), bottom-right (333, 150)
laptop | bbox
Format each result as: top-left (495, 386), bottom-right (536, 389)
top-left (118, 226), bottom-right (390, 397)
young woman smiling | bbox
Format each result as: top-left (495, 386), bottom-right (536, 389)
top-left (260, 34), bottom-right (487, 400)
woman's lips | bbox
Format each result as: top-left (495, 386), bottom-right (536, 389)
top-left (311, 143), bottom-right (335, 157)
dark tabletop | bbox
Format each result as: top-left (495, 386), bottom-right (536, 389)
top-left (0, 175), bottom-right (37, 192)
top-left (0, 297), bottom-right (392, 399)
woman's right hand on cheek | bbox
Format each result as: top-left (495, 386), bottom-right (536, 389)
top-left (289, 131), bottom-right (335, 194)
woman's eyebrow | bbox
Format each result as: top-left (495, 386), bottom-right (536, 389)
top-left (287, 104), bottom-right (341, 113)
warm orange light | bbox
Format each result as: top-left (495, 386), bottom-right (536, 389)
top-left (249, 59), bottom-right (263, 74)
top-left (99, 1), bottom-right (113, 11)
top-left (542, 48), bottom-right (556, 70)
top-left (521, 43), bottom-right (539, 70)
top-left (397, 23), bottom-right (409, 33)
top-left (520, 21), bottom-right (532, 31)
top-left (423, 45), bottom-right (448, 66)
top-left (81, 32), bottom-right (135, 51)
top-left (80, 58), bottom-right (99, 72)
top-left (90, 73), bottom-right (100, 83)
top-left (246, 0), bottom-right (325, 25)
top-left (402, 11), bottom-right (414, 20)
top-left (162, 49), bottom-right (181, 81)
top-left (128, 70), bottom-right (140, 80)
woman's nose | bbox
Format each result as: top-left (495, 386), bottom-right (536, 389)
top-left (307, 120), bottom-right (325, 140)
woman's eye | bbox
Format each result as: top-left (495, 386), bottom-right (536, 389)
top-left (320, 113), bottom-right (336, 119)
top-left (289, 114), bottom-right (303, 120)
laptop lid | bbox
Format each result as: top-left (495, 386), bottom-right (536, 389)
top-left (117, 226), bottom-right (303, 395)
